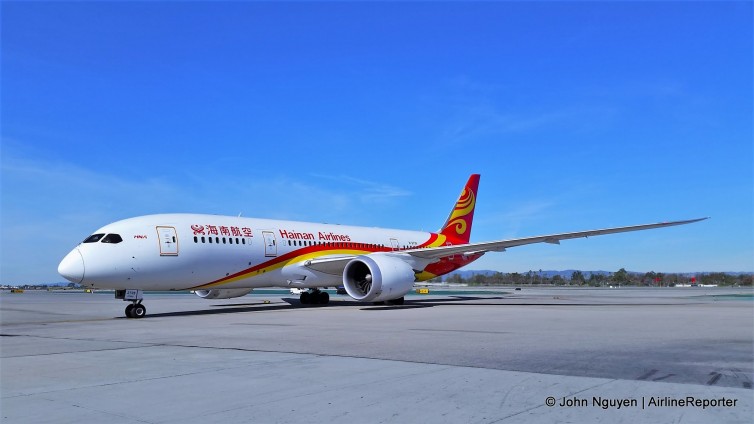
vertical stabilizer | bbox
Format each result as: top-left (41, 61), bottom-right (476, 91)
top-left (439, 174), bottom-right (480, 244)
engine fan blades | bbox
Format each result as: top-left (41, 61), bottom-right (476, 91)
top-left (357, 274), bottom-right (372, 294)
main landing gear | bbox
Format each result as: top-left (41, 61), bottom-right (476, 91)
top-left (373, 297), bottom-right (405, 306)
top-left (300, 289), bottom-right (330, 305)
top-left (116, 289), bottom-right (147, 318)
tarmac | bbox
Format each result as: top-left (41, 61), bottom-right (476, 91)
top-left (1, 287), bottom-right (752, 423)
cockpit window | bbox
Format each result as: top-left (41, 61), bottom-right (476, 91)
top-left (101, 234), bottom-right (123, 244)
top-left (83, 234), bottom-right (105, 243)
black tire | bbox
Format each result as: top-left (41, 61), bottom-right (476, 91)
top-left (300, 292), bottom-right (311, 305)
top-left (132, 304), bottom-right (147, 318)
top-left (388, 297), bottom-right (404, 305)
top-left (125, 304), bottom-right (135, 318)
top-left (319, 292), bottom-right (330, 305)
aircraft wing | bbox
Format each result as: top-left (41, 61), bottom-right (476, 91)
top-left (303, 218), bottom-right (708, 275)
top-left (406, 218), bottom-right (709, 260)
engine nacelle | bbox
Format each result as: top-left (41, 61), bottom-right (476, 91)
top-left (343, 254), bottom-right (415, 302)
top-left (194, 288), bottom-right (253, 299)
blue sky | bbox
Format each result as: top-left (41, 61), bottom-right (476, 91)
top-left (2, 1), bottom-right (752, 284)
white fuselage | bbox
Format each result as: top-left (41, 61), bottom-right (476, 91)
top-left (59, 213), bottom-right (462, 291)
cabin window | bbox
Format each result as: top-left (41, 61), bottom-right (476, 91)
top-left (83, 234), bottom-right (105, 243)
top-left (242, 239), bottom-right (246, 245)
top-left (193, 236), bottom-right (198, 243)
top-left (202, 236), bottom-right (206, 243)
top-left (101, 234), bottom-right (123, 244)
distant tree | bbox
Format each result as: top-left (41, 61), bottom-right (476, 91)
top-left (570, 271), bottom-right (585, 286)
top-left (447, 274), bottom-right (463, 284)
top-left (588, 272), bottom-right (606, 287)
top-left (701, 272), bottom-right (740, 286)
top-left (490, 272), bottom-right (506, 285)
top-left (471, 274), bottom-right (487, 286)
top-left (642, 271), bottom-right (657, 286)
top-left (612, 268), bottom-right (630, 285)
top-left (665, 273), bottom-right (682, 286)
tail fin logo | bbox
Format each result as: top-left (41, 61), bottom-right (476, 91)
top-left (440, 174), bottom-right (480, 243)
top-left (445, 188), bottom-right (475, 236)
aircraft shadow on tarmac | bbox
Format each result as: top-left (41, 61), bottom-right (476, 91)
top-left (135, 296), bottom-right (682, 318)
top-left (134, 296), bottom-right (502, 318)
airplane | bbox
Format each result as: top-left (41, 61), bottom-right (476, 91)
top-left (57, 174), bottom-right (707, 318)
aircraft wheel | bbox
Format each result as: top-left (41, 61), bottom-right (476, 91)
top-left (300, 292), bottom-right (311, 305)
top-left (132, 304), bottom-right (147, 318)
top-left (125, 304), bottom-right (135, 318)
top-left (319, 292), bottom-right (330, 305)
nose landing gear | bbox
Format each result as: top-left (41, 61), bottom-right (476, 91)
top-left (125, 302), bottom-right (147, 318)
top-left (116, 289), bottom-right (147, 318)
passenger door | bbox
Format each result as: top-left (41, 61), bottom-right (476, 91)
top-left (262, 231), bottom-right (277, 257)
top-left (156, 226), bottom-right (179, 256)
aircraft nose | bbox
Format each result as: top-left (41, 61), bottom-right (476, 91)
top-left (58, 249), bottom-right (85, 284)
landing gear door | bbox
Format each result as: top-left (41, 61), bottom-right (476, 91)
top-left (262, 231), bottom-right (277, 257)
top-left (156, 226), bottom-right (179, 256)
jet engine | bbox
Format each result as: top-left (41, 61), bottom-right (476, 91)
top-left (194, 288), bottom-right (253, 299)
top-left (343, 254), bottom-right (415, 302)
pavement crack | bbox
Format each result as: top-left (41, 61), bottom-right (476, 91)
top-left (487, 379), bottom-right (618, 423)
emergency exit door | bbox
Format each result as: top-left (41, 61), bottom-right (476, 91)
top-left (390, 238), bottom-right (399, 251)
